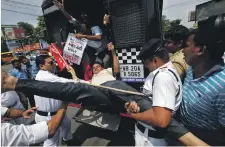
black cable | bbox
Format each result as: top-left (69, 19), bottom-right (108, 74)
top-left (2, 2), bottom-right (41, 11)
top-left (1, 0), bottom-right (40, 7)
top-left (2, 8), bottom-right (40, 16)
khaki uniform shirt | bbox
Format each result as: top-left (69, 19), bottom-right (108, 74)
top-left (170, 49), bottom-right (188, 81)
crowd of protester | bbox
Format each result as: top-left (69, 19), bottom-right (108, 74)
top-left (1, 1), bottom-right (225, 146)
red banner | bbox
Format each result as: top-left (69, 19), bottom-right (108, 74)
top-left (14, 43), bottom-right (41, 52)
top-left (48, 43), bottom-right (68, 71)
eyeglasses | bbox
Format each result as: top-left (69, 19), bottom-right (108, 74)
top-left (46, 60), bottom-right (55, 65)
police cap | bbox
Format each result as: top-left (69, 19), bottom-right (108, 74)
top-left (137, 38), bottom-right (162, 60)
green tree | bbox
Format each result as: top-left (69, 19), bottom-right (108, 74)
top-left (34, 16), bottom-right (47, 39)
top-left (17, 22), bottom-right (34, 36)
top-left (162, 15), bottom-right (182, 32)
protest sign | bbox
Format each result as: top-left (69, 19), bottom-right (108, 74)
top-left (49, 43), bottom-right (67, 71)
top-left (63, 33), bottom-right (87, 65)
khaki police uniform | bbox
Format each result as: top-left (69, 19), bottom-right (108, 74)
top-left (169, 49), bottom-right (189, 80)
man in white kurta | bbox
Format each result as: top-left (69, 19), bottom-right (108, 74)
top-left (34, 55), bottom-right (74, 146)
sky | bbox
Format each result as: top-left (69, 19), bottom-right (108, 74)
top-left (1, 0), bottom-right (210, 28)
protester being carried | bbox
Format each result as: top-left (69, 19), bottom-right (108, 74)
top-left (1, 105), bottom-right (66, 146)
top-left (67, 42), bottom-right (120, 85)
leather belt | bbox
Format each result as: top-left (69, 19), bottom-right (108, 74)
top-left (136, 122), bottom-right (164, 139)
top-left (37, 110), bottom-right (57, 116)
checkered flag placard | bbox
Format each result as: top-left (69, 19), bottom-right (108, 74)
top-left (117, 47), bottom-right (142, 64)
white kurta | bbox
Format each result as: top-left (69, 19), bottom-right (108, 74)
top-left (91, 68), bottom-right (115, 85)
top-left (1, 121), bottom-right (48, 146)
top-left (34, 70), bottom-right (73, 146)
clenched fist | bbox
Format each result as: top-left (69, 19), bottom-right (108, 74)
top-left (125, 101), bottom-right (140, 114)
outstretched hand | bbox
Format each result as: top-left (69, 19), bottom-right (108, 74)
top-left (66, 65), bottom-right (77, 79)
top-left (75, 33), bottom-right (84, 39)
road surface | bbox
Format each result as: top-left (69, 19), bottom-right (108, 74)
top-left (1, 64), bottom-right (135, 146)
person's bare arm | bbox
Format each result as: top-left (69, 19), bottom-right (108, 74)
top-left (54, 0), bottom-right (81, 25)
top-left (130, 106), bottom-right (172, 128)
top-left (108, 42), bottom-right (120, 74)
top-left (66, 65), bottom-right (78, 80)
top-left (61, 0), bottom-right (64, 5)
top-left (5, 107), bottom-right (38, 118)
top-left (179, 132), bottom-right (209, 146)
top-left (47, 104), bottom-right (67, 137)
top-left (76, 34), bottom-right (101, 40)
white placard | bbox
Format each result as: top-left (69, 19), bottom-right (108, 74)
top-left (63, 33), bottom-right (87, 65)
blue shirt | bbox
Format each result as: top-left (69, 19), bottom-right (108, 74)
top-left (9, 68), bottom-right (28, 79)
top-left (25, 61), bottom-right (38, 79)
top-left (180, 65), bottom-right (225, 130)
top-left (87, 26), bottom-right (107, 53)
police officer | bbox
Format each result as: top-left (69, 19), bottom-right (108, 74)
top-left (125, 38), bottom-right (182, 146)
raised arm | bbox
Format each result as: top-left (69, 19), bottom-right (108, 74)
top-left (108, 42), bottom-right (120, 75)
top-left (53, 0), bottom-right (81, 26)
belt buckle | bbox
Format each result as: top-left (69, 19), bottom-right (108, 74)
top-left (48, 112), bottom-right (51, 116)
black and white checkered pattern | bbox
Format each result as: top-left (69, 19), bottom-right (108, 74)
top-left (117, 47), bottom-right (142, 64)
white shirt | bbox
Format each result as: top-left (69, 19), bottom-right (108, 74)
top-left (34, 70), bottom-right (75, 112)
top-left (142, 61), bottom-right (182, 112)
top-left (1, 121), bottom-right (48, 146)
top-left (135, 61), bottom-right (182, 146)
top-left (91, 68), bottom-right (115, 85)
top-left (1, 91), bottom-right (25, 110)
top-left (1, 106), bottom-right (8, 117)
top-left (1, 91), bottom-right (27, 124)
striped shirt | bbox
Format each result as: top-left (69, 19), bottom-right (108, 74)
top-left (180, 64), bottom-right (225, 130)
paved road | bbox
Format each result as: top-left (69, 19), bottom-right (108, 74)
top-left (1, 64), bottom-right (135, 146)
